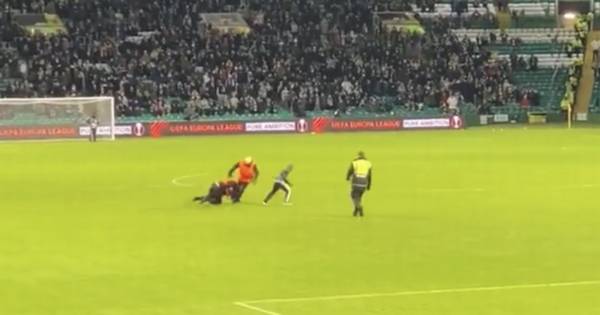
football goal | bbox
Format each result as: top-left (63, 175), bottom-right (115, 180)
top-left (0, 97), bottom-right (115, 140)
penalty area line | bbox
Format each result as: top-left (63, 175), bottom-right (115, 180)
top-left (234, 279), bottom-right (600, 314)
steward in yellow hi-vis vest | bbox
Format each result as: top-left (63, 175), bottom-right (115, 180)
top-left (346, 151), bottom-right (372, 217)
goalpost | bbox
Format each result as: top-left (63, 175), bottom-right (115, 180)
top-left (0, 97), bottom-right (115, 141)
top-left (568, 105), bottom-right (572, 129)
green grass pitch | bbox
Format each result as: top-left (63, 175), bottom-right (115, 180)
top-left (1, 127), bottom-right (600, 315)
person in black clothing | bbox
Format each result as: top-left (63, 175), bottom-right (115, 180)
top-left (193, 180), bottom-right (240, 205)
top-left (87, 115), bottom-right (98, 142)
top-left (263, 164), bottom-right (293, 205)
top-left (346, 151), bottom-right (373, 217)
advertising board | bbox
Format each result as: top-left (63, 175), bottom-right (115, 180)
top-left (311, 116), bottom-right (463, 133)
top-left (0, 116), bottom-right (464, 140)
top-left (0, 125), bottom-right (77, 140)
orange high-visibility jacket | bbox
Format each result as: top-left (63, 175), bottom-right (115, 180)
top-left (237, 161), bottom-right (256, 183)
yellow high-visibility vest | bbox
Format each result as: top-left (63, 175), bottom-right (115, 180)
top-left (352, 159), bottom-right (372, 178)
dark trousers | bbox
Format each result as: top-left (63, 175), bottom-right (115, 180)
top-left (351, 186), bottom-right (366, 216)
top-left (89, 127), bottom-right (97, 142)
top-left (195, 184), bottom-right (223, 204)
top-left (263, 182), bottom-right (291, 203)
top-left (235, 182), bottom-right (249, 202)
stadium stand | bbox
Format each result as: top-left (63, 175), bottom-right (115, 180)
top-left (508, 2), bottom-right (554, 16)
top-left (410, 3), bottom-right (497, 17)
top-left (0, 0), bottom-right (590, 121)
top-left (513, 68), bottom-right (567, 107)
top-left (452, 28), bottom-right (575, 66)
top-left (591, 79), bottom-right (600, 113)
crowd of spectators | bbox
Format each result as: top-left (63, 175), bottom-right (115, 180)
top-left (0, 0), bottom-right (535, 118)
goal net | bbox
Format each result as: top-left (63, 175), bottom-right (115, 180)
top-left (0, 97), bottom-right (115, 140)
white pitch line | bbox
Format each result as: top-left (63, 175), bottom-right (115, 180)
top-left (237, 280), bottom-right (600, 306)
top-left (234, 302), bottom-right (281, 315)
top-left (170, 174), bottom-right (206, 187)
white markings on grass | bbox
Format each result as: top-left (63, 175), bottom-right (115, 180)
top-left (234, 302), bottom-right (282, 315)
top-left (234, 280), bottom-right (600, 314)
top-left (170, 174), bottom-right (206, 187)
